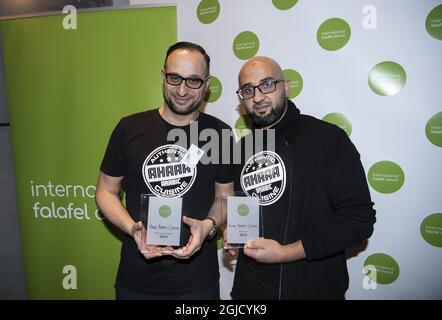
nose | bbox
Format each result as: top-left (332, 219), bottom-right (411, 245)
top-left (253, 88), bottom-right (265, 104)
top-left (177, 81), bottom-right (188, 96)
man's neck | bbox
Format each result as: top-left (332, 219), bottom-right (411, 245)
top-left (159, 105), bottom-right (199, 126)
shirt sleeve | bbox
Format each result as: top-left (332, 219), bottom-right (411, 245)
top-left (301, 130), bottom-right (376, 260)
top-left (100, 119), bottom-right (126, 177)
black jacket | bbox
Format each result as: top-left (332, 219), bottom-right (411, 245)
top-left (232, 100), bottom-right (376, 299)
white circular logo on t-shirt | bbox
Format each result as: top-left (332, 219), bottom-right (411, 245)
top-left (240, 151), bottom-right (286, 206)
top-left (142, 144), bottom-right (196, 197)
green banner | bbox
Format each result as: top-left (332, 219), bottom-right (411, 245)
top-left (1, 6), bottom-right (177, 299)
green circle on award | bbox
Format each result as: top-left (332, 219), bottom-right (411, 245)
top-left (158, 205), bottom-right (172, 218)
top-left (237, 204), bottom-right (250, 216)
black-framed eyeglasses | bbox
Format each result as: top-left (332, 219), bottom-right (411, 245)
top-left (236, 79), bottom-right (285, 100)
top-left (164, 72), bottom-right (206, 89)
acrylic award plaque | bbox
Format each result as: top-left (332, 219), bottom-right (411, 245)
top-left (223, 191), bottom-right (261, 249)
top-left (140, 194), bottom-right (182, 251)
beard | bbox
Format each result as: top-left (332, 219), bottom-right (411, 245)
top-left (163, 88), bottom-right (203, 116)
top-left (247, 95), bottom-right (287, 128)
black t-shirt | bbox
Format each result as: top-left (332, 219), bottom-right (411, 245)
top-left (100, 109), bottom-right (233, 294)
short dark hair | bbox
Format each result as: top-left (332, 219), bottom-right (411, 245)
top-left (163, 41), bottom-right (210, 76)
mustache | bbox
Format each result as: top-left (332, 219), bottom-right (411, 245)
top-left (253, 101), bottom-right (271, 109)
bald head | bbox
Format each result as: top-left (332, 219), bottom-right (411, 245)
top-left (238, 56), bottom-right (285, 86)
top-left (237, 56), bottom-right (290, 128)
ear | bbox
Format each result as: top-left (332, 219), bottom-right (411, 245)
top-left (284, 79), bottom-right (291, 97)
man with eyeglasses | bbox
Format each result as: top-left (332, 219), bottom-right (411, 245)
top-left (96, 42), bottom-right (234, 299)
top-left (226, 56), bottom-right (376, 299)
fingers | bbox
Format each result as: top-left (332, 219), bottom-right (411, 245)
top-left (222, 225), bottom-right (237, 256)
top-left (173, 216), bottom-right (207, 259)
top-left (133, 221), bottom-right (174, 260)
top-left (243, 238), bottom-right (266, 259)
top-left (137, 216), bottom-right (209, 260)
top-left (172, 235), bottom-right (200, 259)
top-left (141, 244), bottom-right (178, 259)
top-left (142, 251), bottom-right (162, 259)
top-left (222, 235), bottom-right (238, 257)
top-left (243, 246), bottom-right (259, 259)
top-left (160, 246), bottom-right (174, 254)
top-left (171, 247), bottom-right (190, 259)
top-left (184, 240), bottom-right (200, 257)
top-left (222, 228), bottom-right (228, 246)
top-left (140, 245), bottom-right (163, 259)
top-left (245, 238), bottom-right (264, 249)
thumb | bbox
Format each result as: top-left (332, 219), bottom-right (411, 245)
top-left (246, 237), bottom-right (264, 249)
top-left (228, 249), bottom-right (237, 257)
top-left (182, 215), bottom-right (197, 227)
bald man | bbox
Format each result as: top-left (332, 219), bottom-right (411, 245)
top-left (228, 56), bottom-right (376, 299)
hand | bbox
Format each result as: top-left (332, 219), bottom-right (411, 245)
top-left (243, 238), bottom-right (285, 263)
top-left (172, 216), bottom-right (212, 259)
top-left (222, 226), bottom-right (238, 257)
top-left (132, 221), bottom-right (173, 259)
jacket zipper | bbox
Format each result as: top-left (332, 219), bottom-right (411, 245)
top-left (279, 136), bottom-right (293, 300)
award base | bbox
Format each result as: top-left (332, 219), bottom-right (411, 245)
top-left (224, 243), bottom-right (245, 249)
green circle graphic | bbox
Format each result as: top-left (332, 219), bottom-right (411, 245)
top-left (368, 61), bottom-right (406, 96)
top-left (235, 115), bottom-right (253, 138)
top-left (272, 0), bottom-right (299, 10)
top-left (420, 213), bottom-right (442, 248)
top-left (197, 0), bottom-right (220, 24)
top-left (283, 69), bottom-right (303, 99)
top-left (426, 4), bottom-right (442, 40)
top-left (317, 18), bottom-right (351, 51)
top-left (158, 205), bottom-right (172, 218)
top-left (322, 112), bottom-right (352, 137)
top-left (425, 112), bottom-right (442, 148)
top-left (364, 253), bottom-right (400, 285)
top-left (205, 76), bottom-right (222, 103)
top-left (237, 204), bottom-right (250, 216)
top-left (368, 161), bottom-right (405, 194)
top-left (233, 31), bottom-right (260, 60)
